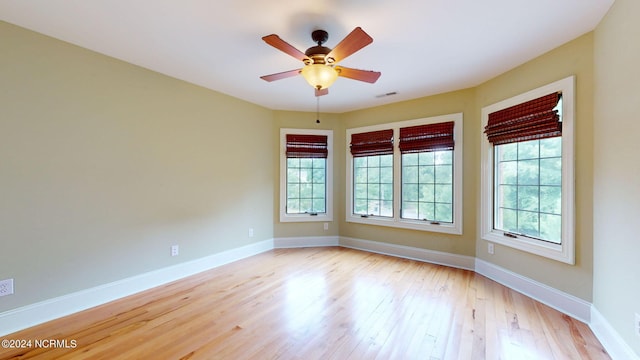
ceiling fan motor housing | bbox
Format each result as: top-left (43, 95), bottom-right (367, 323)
top-left (305, 30), bottom-right (333, 65)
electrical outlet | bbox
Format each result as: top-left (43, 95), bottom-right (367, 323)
top-left (488, 242), bottom-right (495, 255)
top-left (171, 245), bottom-right (179, 257)
top-left (635, 313), bottom-right (640, 338)
top-left (0, 279), bottom-right (14, 297)
top-left (323, 222), bottom-right (329, 231)
top-left (248, 228), bottom-right (254, 237)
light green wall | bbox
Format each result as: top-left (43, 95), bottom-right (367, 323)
top-left (0, 21), bottom-right (274, 312)
top-left (474, 33), bottom-right (595, 301)
top-left (593, 0), bottom-right (640, 355)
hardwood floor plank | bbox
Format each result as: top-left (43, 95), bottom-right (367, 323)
top-left (0, 247), bottom-right (609, 360)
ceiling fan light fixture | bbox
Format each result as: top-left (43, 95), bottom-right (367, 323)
top-left (301, 64), bottom-right (339, 90)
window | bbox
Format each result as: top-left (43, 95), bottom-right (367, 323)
top-left (280, 129), bottom-right (333, 222)
top-left (346, 114), bottom-right (463, 234)
top-left (351, 129), bottom-right (394, 217)
top-left (481, 76), bottom-right (575, 264)
top-left (400, 122), bottom-right (455, 224)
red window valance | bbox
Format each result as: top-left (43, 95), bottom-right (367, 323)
top-left (350, 129), bottom-right (394, 157)
top-left (286, 134), bottom-right (328, 158)
top-left (485, 93), bottom-right (561, 145)
top-left (399, 121), bottom-right (454, 153)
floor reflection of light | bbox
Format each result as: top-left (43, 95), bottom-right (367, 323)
top-left (351, 278), bottom-right (394, 343)
top-left (285, 274), bottom-right (327, 333)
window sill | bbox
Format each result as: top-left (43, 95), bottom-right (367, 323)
top-left (280, 213), bottom-right (333, 223)
top-left (481, 229), bottom-right (573, 264)
top-left (347, 215), bottom-right (462, 235)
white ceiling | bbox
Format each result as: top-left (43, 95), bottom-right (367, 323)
top-left (0, 0), bottom-right (613, 113)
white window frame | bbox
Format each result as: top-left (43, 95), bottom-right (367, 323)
top-left (346, 113), bottom-right (463, 234)
top-left (280, 128), bottom-right (333, 223)
top-left (480, 76), bottom-right (575, 264)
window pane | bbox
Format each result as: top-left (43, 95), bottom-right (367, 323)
top-left (435, 204), bottom-right (453, 223)
top-left (299, 158), bottom-right (312, 168)
top-left (418, 166), bottom-right (434, 183)
top-left (403, 165), bottom-right (418, 183)
top-left (419, 202), bottom-right (435, 220)
top-left (313, 184), bottom-right (325, 198)
top-left (286, 157), bottom-right (326, 214)
top-left (287, 199), bottom-right (299, 213)
top-left (380, 154), bottom-right (393, 167)
top-left (498, 143), bottom-right (518, 161)
top-left (540, 213), bottom-right (562, 244)
top-left (518, 141), bottom-right (539, 160)
top-left (403, 153), bottom-right (418, 166)
top-left (287, 158), bottom-right (300, 168)
top-left (287, 184), bottom-right (299, 199)
top-left (368, 200), bottom-right (380, 214)
top-left (312, 158), bottom-right (325, 169)
top-left (540, 137), bottom-right (562, 158)
top-left (540, 186), bottom-right (561, 215)
top-left (518, 185), bottom-right (539, 212)
top-left (493, 139), bottom-right (563, 243)
top-left (354, 184), bottom-right (367, 200)
top-left (381, 184), bottom-right (393, 201)
top-left (498, 208), bottom-right (518, 232)
top-left (497, 184), bottom-right (517, 209)
top-left (367, 168), bottom-right (380, 183)
top-left (435, 165), bottom-right (452, 184)
top-left (299, 199), bottom-right (312, 212)
top-left (354, 167), bottom-right (368, 184)
top-left (354, 157), bottom-right (366, 168)
top-left (353, 155), bottom-right (393, 217)
top-left (312, 168), bottom-right (325, 183)
top-left (402, 201), bottom-right (418, 218)
top-left (498, 161), bottom-right (517, 185)
top-left (435, 151), bottom-right (452, 165)
top-left (419, 184), bottom-right (435, 202)
top-left (313, 199), bottom-right (326, 213)
top-left (380, 167), bottom-right (393, 183)
top-left (354, 200), bottom-right (367, 214)
top-left (518, 210), bottom-right (539, 238)
top-left (287, 168), bottom-right (299, 183)
top-left (435, 184), bottom-right (452, 203)
top-left (401, 150), bottom-right (452, 223)
top-left (419, 152), bottom-right (434, 165)
top-left (517, 159), bottom-right (539, 185)
top-left (540, 158), bottom-right (561, 186)
top-left (368, 184), bottom-right (380, 199)
top-left (403, 184), bottom-right (418, 202)
top-left (300, 184), bottom-right (312, 198)
top-left (380, 201), bottom-right (393, 217)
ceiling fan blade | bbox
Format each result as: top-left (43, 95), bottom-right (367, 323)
top-left (325, 27), bottom-right (373, 64)
top-left (335, 66), bottom-right (381, 83)
top-left (260, 69), bottom-right (302, 82)
top-left (262, 34), bottom-right (310, 62)
top-left (315, 88), bottom-right (329, 97)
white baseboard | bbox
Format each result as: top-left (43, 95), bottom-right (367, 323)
top-left (339, 236), bottom-right (476, 271)
top-left (475, 258), bottom-right (591, 323)
top-left (274, 236), bottom-right (339, 248)
top-left (0, 238), bottom-right (274, 337)
top-left (590, 307), bottom-right (640, 360)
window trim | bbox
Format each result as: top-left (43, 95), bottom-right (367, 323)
top-left (280, 128), bottom-right (333, 223)
top-left (480, 76), bottom-right (575, 264)
top-left (346, 113), bottom-right (463, 234)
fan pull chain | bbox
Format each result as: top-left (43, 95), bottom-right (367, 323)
top-left (316, 96), bottom-right (320, 124)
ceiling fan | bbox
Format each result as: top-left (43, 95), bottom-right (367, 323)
top-left (260, 27), bottom-right (381, 96)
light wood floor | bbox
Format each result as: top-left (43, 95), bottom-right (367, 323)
top-left (0, 247), bottom-right (609, 360)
